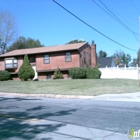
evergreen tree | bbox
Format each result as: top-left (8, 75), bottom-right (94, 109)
top-left (18, 54), bottom-right (35, 81)
top-left (98, 50), bottom-right (107, 57)
top-left (53, 68), bottom-right (64, 79)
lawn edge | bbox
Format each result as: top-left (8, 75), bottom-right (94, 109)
top-left (0, 92), bottom-right (94, 99)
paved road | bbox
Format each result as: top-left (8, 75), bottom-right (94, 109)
top-left (0, 95), bottom-right (140, 140)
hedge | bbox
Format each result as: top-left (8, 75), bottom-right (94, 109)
top-left (86, 67), bottom-right (101, 79)
top-left (69, 67), bottom-right (101, 79)
top-left (69, 67), bottom-right (87, 79)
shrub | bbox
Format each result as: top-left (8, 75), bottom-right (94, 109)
top-left (18, 54), bottom-right (35, 81)
top-left (53, 68), bottom-right (64, 79)
top-left (86, 67), bottom-right (101, 79)
top-left (0, 70), bottom-right (11, 81)
top-left (69, 67), bottom-right (87, 79)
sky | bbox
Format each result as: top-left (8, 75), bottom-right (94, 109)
top-left (1, 0), bottom-right (140, 59)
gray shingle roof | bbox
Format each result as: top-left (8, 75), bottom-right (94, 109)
top-left (97, 57), bottom-right (114, 68)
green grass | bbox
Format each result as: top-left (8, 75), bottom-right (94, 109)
top-left (0, 79), bottom-right (140, 96)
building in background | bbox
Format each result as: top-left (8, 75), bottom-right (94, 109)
top-left (97, 57), bottom-right (116, 68)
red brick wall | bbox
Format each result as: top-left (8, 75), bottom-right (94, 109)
top-left (36, 50), bottom-right (80, 71)
top-left (79, 44), bottom-right (91, 67)
top-left (91, 43), bottom-right (97, 67)
top-left (15, 56), bottom-right (23, 72)
top-left (0, 58), bottom-right (4, 71)
top-left (38, 71), bottom-right (68, 80)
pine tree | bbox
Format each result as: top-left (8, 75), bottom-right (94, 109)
top-left (53, 68), bottom-right (64, 79)
top-left (18, 54), bottom-right (35, 81)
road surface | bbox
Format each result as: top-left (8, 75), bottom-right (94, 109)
top-left (0, 95), bottom-right (140, 140)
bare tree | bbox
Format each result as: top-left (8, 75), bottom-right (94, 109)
top-left (0, 10), bottom-right (17, 54)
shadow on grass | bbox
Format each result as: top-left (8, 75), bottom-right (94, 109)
top-left (0, 97), bottom-right (77, 140)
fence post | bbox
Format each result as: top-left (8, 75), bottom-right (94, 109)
top-left (124, 65), bottom-right (126, 70)
top-left (137, 64), bottom-right (138, 70)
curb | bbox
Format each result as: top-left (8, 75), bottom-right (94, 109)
top-left (0, 92), bottom-right (94, 99)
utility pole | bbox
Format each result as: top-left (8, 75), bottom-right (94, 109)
top-left (139, 16), bottom-right (140, 49)
top-left (138, 16), bottom-right (140, 66)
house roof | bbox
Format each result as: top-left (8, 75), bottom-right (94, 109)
top-left (0, 42), bottom-right (87, 58)
top-left (97, 57), bottom-right (114, 68)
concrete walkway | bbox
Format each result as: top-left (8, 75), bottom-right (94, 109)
top-left (0, 92), bottom-right (140, 102)
top-left (24, 119), bottom-right (129, 140)
top-left (1, 91), bottom-right (140, 102)
top-left (94, 92), bottom-right (140, 102)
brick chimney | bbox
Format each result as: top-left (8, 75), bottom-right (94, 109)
top-left (90, 41), bottom-right (97, 67)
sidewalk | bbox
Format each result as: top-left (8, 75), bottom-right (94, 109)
top-left (94, 92), bottom-right (140, 102)
top-left (34, 120), bottom-right (129, 140)
top-left (0, 92), bottom-right (140, 102)
top-left (4, 119), bottom-right (129, 140)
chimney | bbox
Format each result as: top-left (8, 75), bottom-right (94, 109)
top-left (90, 41), bottom-right (97, 67)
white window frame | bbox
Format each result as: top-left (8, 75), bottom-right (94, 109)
top-left (65, 52), bottom-right (72, 62)
top-left (5, 58), bottom-right (18, 69)
top-left (44, 54), bottom-right (50, 64)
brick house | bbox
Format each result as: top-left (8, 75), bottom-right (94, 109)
top-left (0, 42), bottom-right (97, 80)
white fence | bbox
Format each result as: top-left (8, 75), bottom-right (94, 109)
top-left (99, 66), bottom-right (140, 80)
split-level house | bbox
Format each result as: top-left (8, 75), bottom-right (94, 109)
top-left (0, 42), bottom-right (97, 80)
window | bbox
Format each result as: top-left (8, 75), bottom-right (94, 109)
top-left (65, 52), bottom-right (71, 62)
top-left (47, 74), bottom-right (51, 79)
top-left (29, 56), bottom-right (35, 63)
top-left (5, 58), bottom-right (18, 69)
top-left (13, 59), bottom-right (18, 68)
top-left (44, 54), bottom-right (50, 64)
top-left (84, 52), bottom-right (86, 63)
top-left (67, 74), bottom-right (71, 78)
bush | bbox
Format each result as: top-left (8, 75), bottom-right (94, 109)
top-left (69, 67), bottom-right (101, 79)
top-left (18, 54), bottom-right (35, 81)
top-left (69, 67), bottom-right (87, 79)
top-left (53, 68), bottom-right (64, 79)
top-left (86, 67), bottom-right (101, 79)
top-left (0, 70), bottom-right (11, 81)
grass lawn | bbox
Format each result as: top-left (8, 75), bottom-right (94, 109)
top-left (0, 79), bottom-right (140, 96)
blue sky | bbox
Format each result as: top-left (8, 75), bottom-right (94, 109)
top-left (1, 0), bottom-right (140, 58)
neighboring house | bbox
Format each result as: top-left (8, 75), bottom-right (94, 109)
top-left (0, 42), bottom-right (97, 80)
top-left (97, 57), bottom-right (116, 68)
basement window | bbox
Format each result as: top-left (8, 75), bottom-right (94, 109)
top-left (46, 74), bottom-right (52, 79)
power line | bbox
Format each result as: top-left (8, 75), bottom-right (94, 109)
top-left (91, 0), bottom-right (140, 45)
top-left (99, 0), bottom-right (138, 35)
top-left (129, 0), bottom-right (140, 14)
top-left (92, 0), bottom-right (138, 36)
top-left (52, 0), bottom-right (137, 52)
